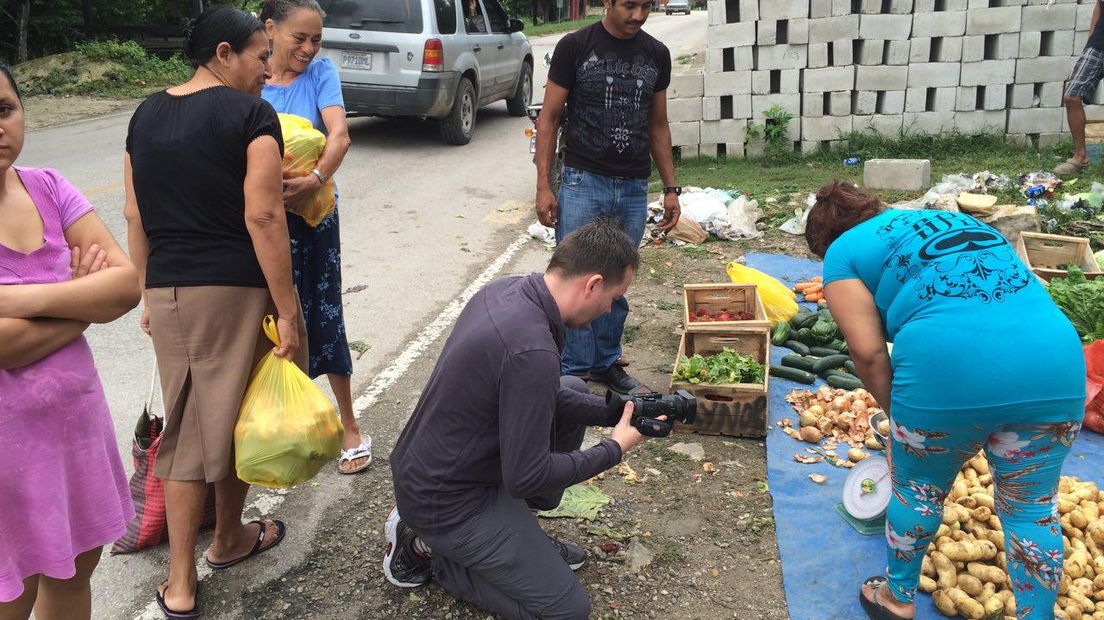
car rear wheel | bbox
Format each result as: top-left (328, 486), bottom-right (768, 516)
top-left (440, 77), bottom-right (476, 146)
top-left (506, 62), bottom-right (533, 117)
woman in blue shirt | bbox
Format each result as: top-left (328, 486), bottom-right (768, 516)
top-left (260, 0), bottom-right (371, 474)
top-left (806, 182), bottom-right (1085, 620)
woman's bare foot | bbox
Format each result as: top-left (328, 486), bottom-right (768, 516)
top-left (338, 427), bottom-right (372, 474)
top-left (158, 568), bottom-right (197, 614)
top-left (861, 580), bottom-right (915, 619)
top-left (205, 519), bottom-right (282, 567)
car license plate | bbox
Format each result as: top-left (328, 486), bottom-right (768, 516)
top-left (341, 51), bottom-right (372, 70)
top-left (529, 135), bottom-right (537, 154)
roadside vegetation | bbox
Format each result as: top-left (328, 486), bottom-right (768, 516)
top-left (13, 39), bottom-right (191, 98)
top-left (522, 14), bottom-right (602, 37)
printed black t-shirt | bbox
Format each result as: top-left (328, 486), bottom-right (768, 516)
top-left (548, 21), bottom-right (672, 179)
top-left (1089, 1), bottom-right (1104, 50)
top-left (126, 87), bottom-right (283, 288)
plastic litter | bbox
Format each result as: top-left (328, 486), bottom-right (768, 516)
top-left (528, 221), bottom-right (556, 247)
top-left (649, 187), bottom-right (762, 241)
top-left (780, 193), bottom-right (816, 235)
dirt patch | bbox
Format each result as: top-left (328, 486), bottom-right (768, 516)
top-left (22, 95), bottom-right (139, 131)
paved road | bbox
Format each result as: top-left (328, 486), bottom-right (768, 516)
top-left (16, 12), bottom-right (707, 619)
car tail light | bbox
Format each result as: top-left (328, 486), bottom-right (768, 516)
top-left (524, 128), bottom-right (535, 138)
top-left (422, 39), bottom-right (443, 72)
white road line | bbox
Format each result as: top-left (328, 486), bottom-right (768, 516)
top-left (130, 231), bottom-right (532, 620)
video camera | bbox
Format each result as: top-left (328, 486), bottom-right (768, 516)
top-left (607, 390), bottom-right (697, 438)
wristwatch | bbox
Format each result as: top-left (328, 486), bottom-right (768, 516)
top-left (663, 186), bottom-right (682, 196)
top-left (311, 168), bottom-right (328, 185)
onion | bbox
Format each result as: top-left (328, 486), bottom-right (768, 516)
top-left (800, 426), bottom-right (823, 443)
top-left (807, 404), bottom-right (825, 416)
top-left (799, 409), bottom-right (819, 427)
top-left (850, 400), bottom-right (868, 416)
top-left (832, 396), bottom-right (851, 411)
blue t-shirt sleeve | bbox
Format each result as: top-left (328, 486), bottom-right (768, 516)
top-left (821, 238), bottom-right (860, 285)
top-left (313, 58), bottom-right (344, 110)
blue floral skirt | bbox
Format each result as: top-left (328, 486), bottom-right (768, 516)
top-left (287, 204), bottom-right (352, 378)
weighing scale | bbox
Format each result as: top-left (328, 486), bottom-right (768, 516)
top-left (837, 411), bottom-right (892, 535)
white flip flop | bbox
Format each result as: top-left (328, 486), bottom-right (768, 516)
top-left (338, 437), bottom-right (373, 475)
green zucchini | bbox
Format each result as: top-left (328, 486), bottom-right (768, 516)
top-left (817, 308), bottom-right (834, 322)
top-left (808, 346), bottom-right (841, 358)
top-left (783, 340), bottom-right (811, 355)
top-left (844, 360), bottom-right (857, 375)
top-left (826, 373), bottom-right (865, 390)
top-left (771, 322), bottom-right (792, 346)
top-left (811, 354), bottom-right (851, 374)
top-left (792, 312), bottom-right (819, 329)
top-left (781, 354), bottom-right (817, 372)
top-left (770, 365), bottom-right (816, 384)
top-left (796, 327), bottom-right (816, 345)
top-left (826, 339), bottom-right (847, 352)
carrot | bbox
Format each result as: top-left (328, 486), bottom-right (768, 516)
top-left (812, 276), bottom-right (823, 282)
top-left (805, 292), bottom-right (823, 302)
top-left (794, 282), bottom-right (816, 292)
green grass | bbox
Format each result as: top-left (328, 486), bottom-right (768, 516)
top-left (521, 15), bottom-right (602, 38)
top-left (17, 40), bottom-right (191, 98)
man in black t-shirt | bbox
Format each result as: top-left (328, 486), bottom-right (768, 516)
top-left (1058, 0), bottom-right (1104, 176)
top-left (535, 0), bottom-right (681, 395)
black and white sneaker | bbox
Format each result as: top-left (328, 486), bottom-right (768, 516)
top-left (548, 534), bottom-right (587, 571)
top-left (383, 507), bottom-right (432, 588)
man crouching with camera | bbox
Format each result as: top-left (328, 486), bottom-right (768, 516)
top-left (383, 219), bottom-right (693, 619)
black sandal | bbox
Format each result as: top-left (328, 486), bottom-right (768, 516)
top-left (156, 580), bottom-right (200, 619)
top-left (204, 519), bottom-right (286, 570)
top-left (858, 576), bottom-right (912, 620)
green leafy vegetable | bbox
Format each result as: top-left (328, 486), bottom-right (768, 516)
top-left (537, 484), bottom-right (611, 521)
top-left (1046, 265), bottom-right (1104, 343)
top-left (673, 347), bottom-right (765, 385)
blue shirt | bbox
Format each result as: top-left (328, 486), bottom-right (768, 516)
top-left (823, 209), bottom-right (1084, 409)
top-left (261, 57), bottom-right (344, 133)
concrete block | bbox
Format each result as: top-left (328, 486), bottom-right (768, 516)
top-left (706, 48), bottom-right (724, 73)
top-left (790, 19), bottom-right (811, 45)
top-left (1021, 4), bottom-right (1078, 31)
top-left (803, 92), bottom-right (825, 118)
top-left (881, 90), bottom-right (906, 115)
top-left (853, 91), bottom-right (878, 115)
top-left (802, 115), bottom-right (853, 141)
top-left (961, 60), bottom-right (1017, 86)
top-left (701, 119), bottom-right (747, 144)
top-left (912, 11), bottom-right (967, 38)
top-left (698, 143), bottom-right (719, 159)
top-left (886, 40), bottom-right (911, 65)
top-left (1078, 3), bottom-right (1095, 29)
top-left (859, 14), bottom-right (914, 40)
top-left (757, 20), bottom-right (777, 46)
top-left (934, 87), bottom-right (957, 112)
top-left (703, 96), bottom-right (722, 121)
top-left (907, 63), bottom-right (962, 88)
top-left (801, 140), bottom-right (822, 155)
top-left (733, 94), bottom-right (753, 119)
top-left (830, 40), bottom-right (853, 67)
top-left (1020, 31), bottom-right (1042, 59)
top-left (953, 110), bottom-right (1008, 135)
top-left (1088, 104), bottom-right (1104, 123)
top-left (751, 94), bottom-right (802, 119)
top-left (934, 37), bottom-right (964, 63)
top-left (983, 84), bottom-right (1008, 110)
top-left (858, 0), bottom-right (881, 13)
top-left (752, 70), bottom-right (771, 95)
top-left (904, 111), bottom-right (957, 134)
top-left (738, 0), bottom-right (758, 22)
top-left (705, 71), bottom-right (753, 96)
top-left (966, 7), bottom-right (1023, 35)
top-left (858, 40), bottom-right (886, 65)
top-left (724, 141), bottom-right (746, 159)
top-left (856, 65), bottom-right (909, 91)
top-left (670, 121), bottom-right (701, 146)
top-left (709, 22), bottom-right (757, 48)
top-left (887, 0), bottom-right (914, 15)
top-left (1040, 81), bottom-right (1064, 107)
top-left (804, 66), bottom-right (856, 92)
top-left (863, 159), bottom-right (932, 191)
top-left (853, 114), bottom-right (905, 136)
top-left (755, 44), bottom-right (809, 70)
top-left (1007, 107), bottom-right (1064, 133)
top-left (957, 86), bottom-right (979, 112)
top-left (707, 0), bottom-right (725, 26)
top-left (961, 35), bottom-right (985, 62)
top-left (905, 88), bottom-right (928, 113)
top-left (810, 0), bottom-right (832, 19)
top-left (831, 0), bottom-right (850, 16)
top-left (1076, 31), bottom-right (1090, 53)
top-left (910, 38), bottom-right (932, 63)
top-left (759, 0), bottom-right (809, 20)
top-left (808, 15), bottom-right (859, 44)
top-left (678, 145), bottom-right (701, 159)
top-left (1041, 31), bottom-right (1076, 57)
top-left (1016, 57), bottom-right (1076, 83)
top-left (829, 91), bottom-right (852, 116)
top-left (808, 43), bottom-right (830, 68)
top-left (734, 46), bottom-right (756, 70)
top-left (1011, 84), bottom-right (1036, 109)
top-left (668, 97), bottom-right (704, 122)
top-left (668, 72), bottom-right (704, 99)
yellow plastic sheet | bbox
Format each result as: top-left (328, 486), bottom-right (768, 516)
top-left (234, 316), bottom-right (343, 488)
top-left (725, 262), bottom-right (798, 326)
top-left (278, 113), bottom-right (336, 227)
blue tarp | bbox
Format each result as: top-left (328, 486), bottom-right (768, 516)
top-left (743, 252), bottom-right (1104, 620)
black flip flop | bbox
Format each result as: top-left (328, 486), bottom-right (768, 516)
top-left (858, 576), bottom-right (911, 620)
top-left (204, 519), bottom-right (286, 570)
top-left (156, 580), bottom-right (200, 619)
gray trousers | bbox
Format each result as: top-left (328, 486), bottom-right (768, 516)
top-left (417, 376), bottom-right (592, 620)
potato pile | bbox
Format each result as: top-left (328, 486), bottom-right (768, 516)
top-left (920, 453), bottom-right (1104, 619)
top-left (781, 386), bottom-right (888, 453)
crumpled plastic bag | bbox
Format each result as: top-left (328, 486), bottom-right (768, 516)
top-left (235, 316), bottom-right (343, 488)
top-left (654, 188), bottom-right (761, 241)
top-left (891, 173), bottom-right (977, 212)
top-left (780, 193), bottom-right (816, 235)
top-left (1086, 340), bottom-right (1104, 434)
top-left (726, 262), bottom-right (798, 325)
top-left (528, 221), bottom-right (556, 247)
top-left (278, 113), bottom-right (336, 227)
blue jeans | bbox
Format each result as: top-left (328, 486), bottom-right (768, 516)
top-left (555, 166), bottom-right (649, 376)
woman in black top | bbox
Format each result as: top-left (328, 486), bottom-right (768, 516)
top-left (123, 7), bottom-right (304, 617)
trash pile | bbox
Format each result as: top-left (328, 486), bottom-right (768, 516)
top-left (890, 170), bottom-right (1014, 213)
top-left (646, 187), bottom-right (763, 244)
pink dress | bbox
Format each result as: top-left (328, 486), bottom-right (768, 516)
top-left (0, 167), bottom-right (134, 602)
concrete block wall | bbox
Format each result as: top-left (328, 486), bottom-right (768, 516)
top-left (670, 0), bottom-right (1104, 158)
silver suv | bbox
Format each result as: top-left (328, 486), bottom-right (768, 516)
top-left (318, 0), bottom-right (533, 145)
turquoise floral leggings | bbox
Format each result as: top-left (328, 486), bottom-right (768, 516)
top-left (884, 399), bottom-right (1084, 619)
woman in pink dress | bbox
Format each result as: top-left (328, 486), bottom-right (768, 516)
top-left (0, 64), bottom-right (142, 619)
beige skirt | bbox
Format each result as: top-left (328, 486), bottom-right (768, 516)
top-left (147, 286), bottom-right (308, 482)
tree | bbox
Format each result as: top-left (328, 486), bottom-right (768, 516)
top-left (0, 0), bottom-right (31, 63)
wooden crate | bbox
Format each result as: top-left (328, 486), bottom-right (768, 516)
top-left (683, 283), bottom-right (770, 333)
top-left (1014, 232), bottom-right (1102, 282)
top-left (669, 330), bottom-right (770, 438)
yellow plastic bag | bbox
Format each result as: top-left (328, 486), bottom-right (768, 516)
top-left (234, 316), bottom-right (343, 488)
top-left (725, 262), bottom-right (799, 326)
top-left (278, 113), bottom-right (336, 227)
